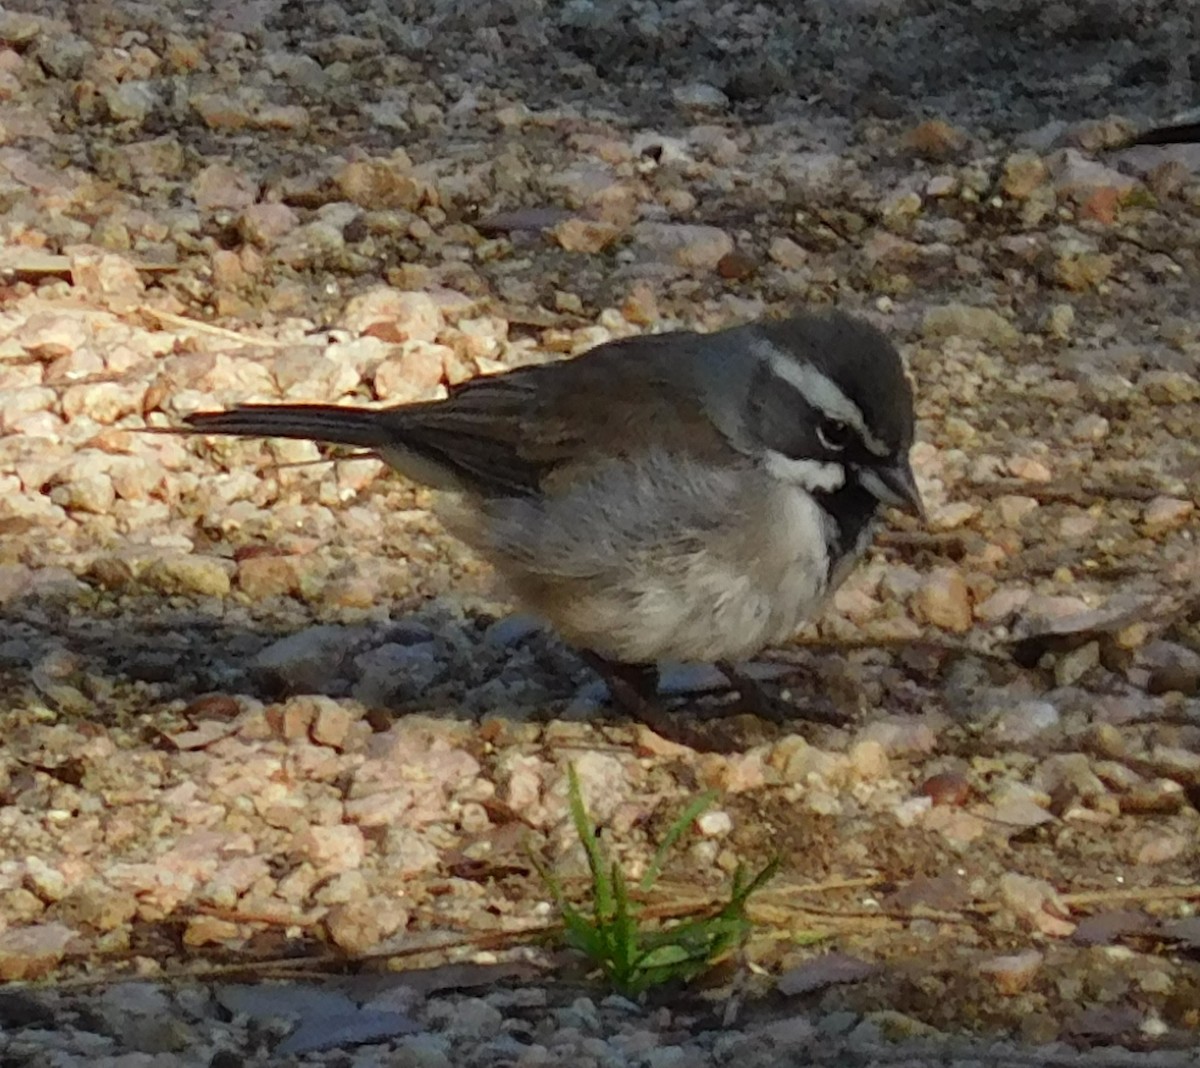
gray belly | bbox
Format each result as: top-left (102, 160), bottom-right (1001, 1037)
top-left (483, 469), bottom-right (843, 664)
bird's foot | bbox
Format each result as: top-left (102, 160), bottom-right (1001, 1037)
top-left (577, 652), bottom-right (678, 737)
top-left (716, 661), bottom-right (846, 728)
top-left (577, 653), bottom-right (845, 751)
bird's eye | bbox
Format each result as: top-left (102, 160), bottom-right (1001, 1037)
top-left (816, 418), bottom-right (853, 452)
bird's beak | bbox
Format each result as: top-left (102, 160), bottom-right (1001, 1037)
top-left (862, 459), bottom-right (925, 521)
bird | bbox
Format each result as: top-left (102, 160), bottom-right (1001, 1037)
top-left (179, 308), bottom-right (923, 727)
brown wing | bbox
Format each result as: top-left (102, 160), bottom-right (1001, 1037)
top-left (373, 329), bottom-right (732, 497)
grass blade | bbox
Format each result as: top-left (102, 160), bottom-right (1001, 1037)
top-left (640, 790), bottom-right (718, 893)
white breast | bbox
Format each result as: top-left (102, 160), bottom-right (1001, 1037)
top-left (483, 458), bottom-right (841, 665)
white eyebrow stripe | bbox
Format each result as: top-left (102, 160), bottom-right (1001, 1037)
top-left (752, 339), bottom-right (890, 457)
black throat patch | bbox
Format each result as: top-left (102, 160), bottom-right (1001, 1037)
top-left (816, 474), bottom-right (881, 568)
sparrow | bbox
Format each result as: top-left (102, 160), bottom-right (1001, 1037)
top-left (179, 308), bottom-right (923, 724)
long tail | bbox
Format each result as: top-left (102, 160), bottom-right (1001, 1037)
top-left (183, 404), bottom-right (389, 450)
top-left (1128, 120), bottom-right (1200, 147)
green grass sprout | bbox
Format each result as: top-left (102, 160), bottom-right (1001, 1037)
top-left (533, 764), bottom-right (780, 996)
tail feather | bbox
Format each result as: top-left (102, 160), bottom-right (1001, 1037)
top-left (184, 404), bottom-right (388, 450)
top-left (1129, 121), bottom-right (1200, 147)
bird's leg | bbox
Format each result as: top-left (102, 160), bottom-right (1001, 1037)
top-left (716, 660), bottom-right (844, 727)
top-left (715, 660), bottom-right (786, 724)
top-left (577, 651), bottom-right (675, 734)
top-left (578, 650), bottom-right (659, 710)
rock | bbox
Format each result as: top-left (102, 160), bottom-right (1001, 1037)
top-left (119, 1016), bottom-right (195, 1054)
top-left (1003, 453), bottom-right (1051, 477)
top-left (483, 614), bottom-right (544, 648)
top-left (925, 174), bottom-right (957, 196)
top-left (987, 793), bottom-right (1055, 830)
top-left (998, 873), bottom-right (1075, 938)
top-left (0, 386), bottom-right (56, 432)
top-left (342, 287), bottom-right (442, 342)
top-left (60, 381), bottom-right (142, 424)
top-left (777, 952), bottom-right (879, 996)
top-left (1001, 152), bottom-right (1049, 199)
top-left (621, 281), bottom-right (659, 325)
top-left (435, 997), bottom-right (503, 1040)
top-left (188, 90), bottom-right (254, 130)
top-left (1019, 594), bottom-right (1092, 624)
top-left (0, 923), bottom-right (78, 981)
top-left (35, 33), bottom-right (94, 78)
top-left (1053, 249), bottom-right (1115, 291)
top-left (921, 303), bottom-right (1020, 348)
top-left (979, 950), bottom-right (1043, 995)
top-left (777, 738), bottom-right (845, 788)
top-left (995, 495), bottom-right (1039, 527)
top-left (1033, 753), bottom-right (1108, 801)
top-left (777, 151), bottom-right (852, 196)
top-left (695, 809), bottom-right (732, 837)
top-left (717, 249), bottom-right (758, 280)
top-left (30, 647), bottom-right (90, 713)
top-left (880, 190), bottom-right (923, 227)
top-left (49, 466), bottom-right (116, 514)
top-left (1072, 910), bottom-right (1153, 946)
top-left (989, 700), bottom-right (1061, 743)
top-left (919, 771), bottom-right (971, 807)
top-left (0, 11), bottom-right (43, 45)
top-left (1142, 496), bottom-right (1193, 534)
top-left (545, 162), bottom-right (638, 223)
top-left (904, 119), bottom-right (966, 160)
top-left (371, 343), bottom-right (447, 402)
top-left (552, 217), bottom-right (622, 253)
top-left (631, 222), bottom-right (733, 272)
top-left (0, 989), bottom-right (56, 1028)
top-left (352, 641), bottom-right (443, 706)
top-left (69, 249), bottom-right (146, 311)
top-left (190, 162), bottom-right (258, 212)
top-left (847, 739), bottom-right (889, 781)
top-left (253, 625), bottom-right (363, 693)
top-left (104, 80), bottom-right (159, 123)
top-left (294, 824), bottom-right (366, 874)
top-left (1054, 640), bottom-right (1100, 686)
top-left (272, 347), bottom-right (358, 400)
top-left (1140, 641), bottom-right (1200, 696)
top-left (236, 554), bottom-right (300, 599)
top-left (1047, 148), bottom-right (1139, 199)
top-left (337, 157), bottom-right (425, 210)
top-left (58, 880), bottom-right (138, 932)
top-left (17, 311), bottom-right (90, 358)
top-left (768, 236), bottom-right (808, 269)
top-left (325, 898), bottom-right (408, 954)
top-left (1131, 831), bottom-right (1187, 866)
top-left (911, 568), bottom-right (972, 632)
top-left (380, 826), bottom-right (442, 876)
top-left (239, 202), bottom-right (299, 246)
top-left (672, 83), bottom-right (729, 112)
top-left (856, 717), bottom-right (937, 756)
top-left (1069, 413), bottom-right (1108, 441)
top-left (143, 554), bottom-right (233, 598)
top-left (23, 857), bottom-right (67, 902)
top-left (565, 751), bottom-right (631, 822)
top-left (1045, 303), bottom-right (1076, 340)
top-left (1141, 370), bottom-right (1200, 404)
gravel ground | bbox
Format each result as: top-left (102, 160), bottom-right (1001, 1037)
top-left (0, 0), bottom-right (1199, 1064)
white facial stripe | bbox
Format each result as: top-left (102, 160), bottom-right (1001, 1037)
top-left (765, 452), bottom-right (846, 492)
top-left (857, 468), bottom-right (894, 506)
top-left (753, 340), bottom-right (890, 457)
